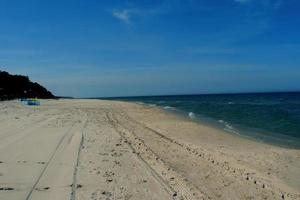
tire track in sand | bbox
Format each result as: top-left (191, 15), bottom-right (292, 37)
top-left (107, 112), bottom-right (209, 200)
top-left (24, 123), bottom-right (76, 200)
top-left (114, 110), bottom-right (299, 200)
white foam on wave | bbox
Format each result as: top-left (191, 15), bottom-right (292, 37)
top-left (188, 112), bottom-right (196, 119)
top-left (224, 127), bottom-right (240, 135)
top-left (225, 123), bottom-right (234, 130)
top-left (224, 124), bottom-right (240, 135)
top-left (218, 119), bottom-right (240, 135)
top-left (163, 106), bottom-right (173, 110)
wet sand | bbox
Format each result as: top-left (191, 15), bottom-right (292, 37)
top-left (0, 99), bottom-right (299, 200)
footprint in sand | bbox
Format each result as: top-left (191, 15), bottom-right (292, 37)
top-left (103, 171), bottom-right (115, 183)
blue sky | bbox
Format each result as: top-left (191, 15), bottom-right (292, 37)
top-left (1, 0), bottom-right (300, 97)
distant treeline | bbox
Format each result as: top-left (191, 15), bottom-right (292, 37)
top-left (0, 70), bottom-right (55, 100)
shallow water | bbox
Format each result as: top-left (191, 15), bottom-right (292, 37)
top-left (102, 92), bottom-right (300, 149)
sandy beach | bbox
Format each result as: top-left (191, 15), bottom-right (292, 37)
top-left (0, 99), bottom-right (299, 200)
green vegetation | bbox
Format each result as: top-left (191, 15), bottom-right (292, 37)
top-left (0, 70), bottom-right (55, 100)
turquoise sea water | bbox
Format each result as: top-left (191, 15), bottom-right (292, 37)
top-left (102, 92), bottom-right (300, 149)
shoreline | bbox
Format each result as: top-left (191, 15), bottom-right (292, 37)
top-left (127, 100), bottom-right (300, 150)
top-left (109, 100), bottom-right (300, 193)
top-left (0, 99), bottom-right (299, 200)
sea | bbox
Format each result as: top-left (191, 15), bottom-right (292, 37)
top-left (102, 92), bottom-right (300, 149)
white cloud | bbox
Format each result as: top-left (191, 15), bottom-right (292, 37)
top-left (111, 7), bottom-right (164, 24)
top-left (112, 9), bottom-right (132, 23)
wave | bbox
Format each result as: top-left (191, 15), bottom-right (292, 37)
top-left (188, 112), bottom-right (196, 119)
top-left (218, 119), bottom-right (240, 135)
top-left (163, 106), bottom-right (173, 110)
top-left (218, 120), bottom-right (225, 123)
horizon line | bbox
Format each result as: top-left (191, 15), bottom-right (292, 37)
top-left (71, 90), bottom-right (300, 99)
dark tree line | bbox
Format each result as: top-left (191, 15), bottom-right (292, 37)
top-left (0, 70), bottom-right (55, 100)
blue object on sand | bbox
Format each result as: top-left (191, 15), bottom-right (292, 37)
top-left (27, 99), bottom-right (40, 106)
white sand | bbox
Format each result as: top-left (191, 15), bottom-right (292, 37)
top-left (0, 99), bottom-right (299, 200)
